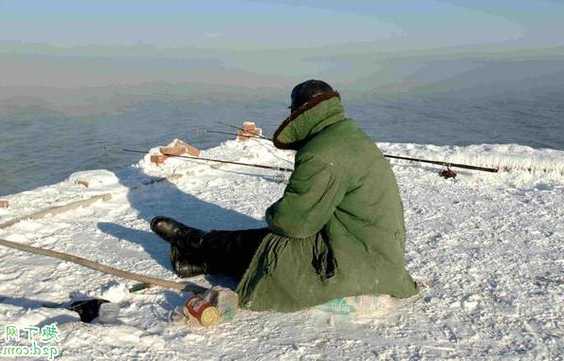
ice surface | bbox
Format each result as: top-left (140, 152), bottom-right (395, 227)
top-left (0, 139), bottom-right (562, 360)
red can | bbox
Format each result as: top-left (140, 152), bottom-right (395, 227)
top-left (183, 294), bottom-right (220, 327)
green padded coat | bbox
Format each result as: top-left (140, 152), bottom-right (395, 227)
top-left (236, 92), bottom-right (418, 312)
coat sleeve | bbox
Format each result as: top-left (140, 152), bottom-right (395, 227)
top-left (265, 153), bottom-right (347, 238)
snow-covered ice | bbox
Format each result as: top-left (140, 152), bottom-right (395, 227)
top-left (0, 139), bottom-right (562, 360)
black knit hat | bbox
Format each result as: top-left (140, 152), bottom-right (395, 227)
top-left (290, 79), bottom-right (334, 111)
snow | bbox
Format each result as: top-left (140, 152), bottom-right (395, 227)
top-left (0, 139), bottom-right (563, 360)
top-left (68, 170), bottom-right (120, 190)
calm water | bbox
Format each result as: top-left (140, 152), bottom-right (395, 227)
top-left (1, 90), bottom-right (563, 196)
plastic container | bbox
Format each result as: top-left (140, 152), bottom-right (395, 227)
top-left (96, 302), bottom-right (120, 323)
top-left (203, 287), bottom-right (239, 322)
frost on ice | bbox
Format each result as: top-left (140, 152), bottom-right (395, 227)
top-left (0, 139), bottom-right (562, 360)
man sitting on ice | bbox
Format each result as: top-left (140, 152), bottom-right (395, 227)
top-left (150, 80), bottom-right (418, 312)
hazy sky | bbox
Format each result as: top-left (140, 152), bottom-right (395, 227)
top-left (1, 0), bottom-right (563, 50)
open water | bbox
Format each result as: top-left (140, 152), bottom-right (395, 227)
top-left (1, 90), bottom-right (563, 196)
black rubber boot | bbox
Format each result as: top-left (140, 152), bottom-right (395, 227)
top-left (150, 216), bottom-right (206, 249)
top-left (150, 216), bottom-right (207, 278)
top-left (170, 244), bottom-right (207, 278)
top-left (150, 217), bottom-right (269, 278)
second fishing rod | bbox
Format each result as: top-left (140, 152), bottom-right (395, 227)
top-left (208, 126), bottom-right (499, 174)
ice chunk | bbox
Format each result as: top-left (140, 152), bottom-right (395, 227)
top-left (68, 170), bottom-right (119, 190)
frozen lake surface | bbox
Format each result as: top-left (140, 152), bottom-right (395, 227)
top-left (0, 139), bottom-right (562, 360)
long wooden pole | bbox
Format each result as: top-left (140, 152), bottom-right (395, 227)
top-left (0, 237), bottom-right (206, 293)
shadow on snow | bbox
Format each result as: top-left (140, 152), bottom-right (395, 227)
top-left (96, 161), bottom-right (264, 288)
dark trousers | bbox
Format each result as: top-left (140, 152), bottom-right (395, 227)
top-left (198, 228), bottom-right (270, 278)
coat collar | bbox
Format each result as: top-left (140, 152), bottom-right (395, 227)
top-left (273, 91), bottom-right (344, 150)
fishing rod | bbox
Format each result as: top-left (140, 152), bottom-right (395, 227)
top-left (208, 127), bottom-right (499, 174)
top-left (122, 148), bottom-right (293, 173)
top-left (206, 129), bottom-right (266, 139)
top-left (215, 121), bottom-right (272, 141)
top-left (126, 126), bottom-right (498, 176)
top-left (382, 154), bottom-right (497, 173)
